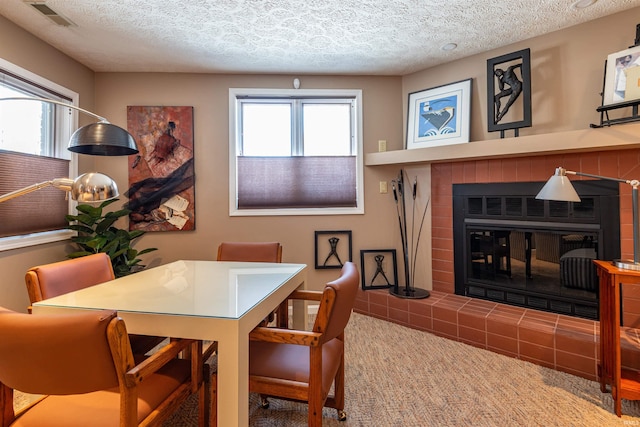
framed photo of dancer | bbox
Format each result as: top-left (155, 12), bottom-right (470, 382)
top-left (487, 48), bottom-right (531, 133)
top-left (406, 78), bottom-right (472, 149)
top-left (360, 249), bottom-right (397, 290)
top-left (314, 230), bottom-right (352, 269)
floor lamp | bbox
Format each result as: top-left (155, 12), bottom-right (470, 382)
top-left (536, 166), bottom-right (639, 271)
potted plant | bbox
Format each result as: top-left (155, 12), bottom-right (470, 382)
top-left (65, 199), bottom-right (157, 277)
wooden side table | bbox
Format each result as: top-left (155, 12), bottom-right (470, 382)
top-left (594, 260), bottom-right (640, 417)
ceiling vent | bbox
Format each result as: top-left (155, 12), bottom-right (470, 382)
top-left (25, 1), bottom-right (75, 27)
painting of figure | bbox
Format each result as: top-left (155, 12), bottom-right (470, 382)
top-left (126, 106), bottom-right (195, 232)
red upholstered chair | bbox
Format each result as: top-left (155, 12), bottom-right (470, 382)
top-left (0, 307), bottom-right (204, 427)
top-left (216, 241), bottom-right (282, 263)
top-left (209, 262), bottom-right (359, 427)
top-left (25, 253), bottom-right (164, 355)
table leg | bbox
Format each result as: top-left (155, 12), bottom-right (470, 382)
top-left (217, 324), bottom-right (249, 427)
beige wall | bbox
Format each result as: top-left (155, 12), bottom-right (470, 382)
top-left (401, 8), bottom-right (640, 147)
top-left (92, 73), bottom-right (405, 292)
top-left (1, 7), bottom-right (639, 311)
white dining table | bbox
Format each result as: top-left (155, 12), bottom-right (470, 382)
top-left (31, 259), bottom-right (307, 427)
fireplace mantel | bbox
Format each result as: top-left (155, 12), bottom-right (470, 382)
top-left (365, 122), bottom-right (640, 166)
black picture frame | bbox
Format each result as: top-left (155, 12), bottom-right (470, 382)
top-left (360, 249), bottom-right (398, 290)
top-left (487, 48), bottom-right (532, 133)
top-left (314, 230), bottom-right (352, 269)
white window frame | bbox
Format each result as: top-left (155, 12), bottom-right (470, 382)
top-left (0, 58), bottom-right (78, 251)
top-left (229, 88), bottom-right (364, 216)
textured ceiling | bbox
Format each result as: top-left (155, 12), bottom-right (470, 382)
top-left (1, 0), bottom-right (640, 75)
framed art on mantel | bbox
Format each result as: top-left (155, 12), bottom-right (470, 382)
top-left (406, 78), bottom-right (472, 149)
top-left (126, 106), bottom-right (195, 232)
top-left (487, 48), bottom-right (531, 133)
top-left (602, 45), bottom-right (640, 106)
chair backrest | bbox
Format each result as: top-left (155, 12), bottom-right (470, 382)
top-left (314, 262), bottom-right (359, 343)
top-left (25, 253), bottom-right (115, 303)
top-left (217, 242), bottom-right (282, 263)
top-left (0, 306), bottom-right (119, 395)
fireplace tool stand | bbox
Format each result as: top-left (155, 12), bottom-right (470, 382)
top-left (390, 169), bottom-right (430, 299)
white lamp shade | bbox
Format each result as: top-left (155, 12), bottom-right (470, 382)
top-left (535, 173), bottom-right (581, 202)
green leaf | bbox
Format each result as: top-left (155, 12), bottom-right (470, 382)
top-left (95, 217), bottom-right (119, 234)
top-left (105, 209), bottom-right (131, 219)
top-left (138, 247), bottom-right (158, 255)
top-left (99, 199), bottom-right (119, 209)
top-left (128, 230), bottom-right (146, 240)
top-left (67, 224), bottom-right (95, 234)
top-left (76, 204), bottom-right (100, 216)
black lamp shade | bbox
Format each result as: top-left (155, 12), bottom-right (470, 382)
top-left (68, 122), bottom-right (138, 156)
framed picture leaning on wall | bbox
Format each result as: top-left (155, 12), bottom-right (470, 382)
top-left (602, 45), bottom-right (640, 106)
top-left (406, 78), bottom-right (472, 149)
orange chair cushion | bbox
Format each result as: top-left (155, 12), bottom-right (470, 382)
top-left (0, 308), bottom-right (118, 395)
top-left (27, 253), bottom-right (114, 301)
top-left (10, 358), bottom-right (191, 427)
top-left (249, 338), bottom-right (343, 397)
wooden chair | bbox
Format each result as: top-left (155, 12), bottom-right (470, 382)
top-left (25, 253), bottom-right (164, 355)
top-left (209, 262), bottom-right (359, 427)
top-left (216, 242), bottom-right (283, 324)
top-left (0, 306), bottom-right (204, 427)
top-left (216, 241), bottom-right (282, 263)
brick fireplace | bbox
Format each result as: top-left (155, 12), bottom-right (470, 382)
top-left (354, 148), bottom-right (640, 381)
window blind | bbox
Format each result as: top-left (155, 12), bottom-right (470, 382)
top-left (0, 150), bottom-right (69, 237)
top-left (237, 156), bottom-right (356, 209)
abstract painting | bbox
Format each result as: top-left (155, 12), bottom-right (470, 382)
top-left (126, 106), bottom-right (195, 232)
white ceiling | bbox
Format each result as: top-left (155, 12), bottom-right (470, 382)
top-left (1, 0), bottom-right (640, 75)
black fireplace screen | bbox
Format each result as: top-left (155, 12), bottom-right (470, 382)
top-left (453, 180), bottom-right (620, 320)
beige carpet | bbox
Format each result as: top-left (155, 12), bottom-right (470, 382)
top-left (14, 312), bottom-right (640, 426)
top-left (159, 312), bottom-right (640, 426)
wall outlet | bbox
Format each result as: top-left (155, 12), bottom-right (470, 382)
top-left (379, 181), bottom-right (388, 193)
top-left (378, 140), bottom-right (387, 152)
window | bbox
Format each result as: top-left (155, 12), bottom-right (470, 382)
top-left (0, 58), bottom-right (78, 251)
top-left (229, 88), bottom-right (363, 216)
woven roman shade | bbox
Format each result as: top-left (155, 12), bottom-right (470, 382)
top-left (0, 150), bottom-right (69, 237)
top-left (237, 156), bottom-right (356, 209)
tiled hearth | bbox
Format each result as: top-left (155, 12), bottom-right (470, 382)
top-left (354, 288), bottom-right (640, 382)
